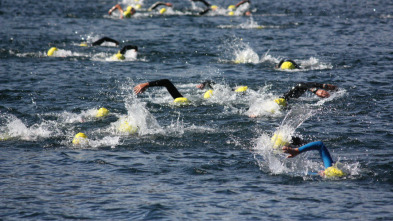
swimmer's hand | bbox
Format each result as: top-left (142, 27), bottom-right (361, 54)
top-left (134, 82), bottom-right (149, 94)
top-left (196, 83), bottom-right (205, 89)
top-left (315, 89), bottom-right (330, 98)
top-left (282, 146), bottom-right (300, 158)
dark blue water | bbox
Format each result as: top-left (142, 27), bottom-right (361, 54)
top-left (1, 0), bottom-right (393, 219)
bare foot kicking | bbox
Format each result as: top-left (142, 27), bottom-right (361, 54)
top-left (282, 146), bottom-right (300, 158)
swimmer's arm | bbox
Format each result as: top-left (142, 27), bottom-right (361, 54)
top-left (92, 37), bottom-right (119, 46)
top-left (120, 45), bottom-right (138, 54)
top-left (191, 0), bottom-right (211, 7)
top-left (199, 8), bottom-right (210, 15)
top-left (108, 4), bottom-right (124, 19)
top-left (134, 79), bottom-right (183, 99)
top-left (196, 80), bottom-right (215, 89)
top-left (148, 2), bottom-right (172, 11)
top-left (235, 0), bottom-right (250, 8)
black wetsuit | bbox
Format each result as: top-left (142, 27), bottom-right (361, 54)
top-left (148, 79), bottom-right (183, 99)
top-left (148, 2), bottom-right (168, 11)
top-left (200, 80), bottom-right (215, 89)
top-left (276, 59), bottom-right (300, 69)
top-left (282, 82), bottom-right (328, 101)
top-left (191, 0), bottom-right (212, 15)
top-left (120, 45), bottom-right (138, 55)
top-left (92, 37), bottom-right (119, 46)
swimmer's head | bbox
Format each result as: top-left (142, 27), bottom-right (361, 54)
top-left (72, 132), bottom-right (88, 145)
top-left (324, 166), bottom-right (345, 178)
top-left (135, 4), bottom-right (142, 9)
top-left (174, 97), bottom-right (190, 104)
top-left (118, 120), bottom-right (138, 134)
top-left (159, 8), bottom-right (167, 14)
top-left (228, 11), bottom-right (235, 16)
top-left (280, 61), bottom-right (296, 69)
top-left (114, 51), bottom-right (125, 60)
top-left (228, 5), bottom-right (236, 11)
top-left (204, 89), bottom-right (213, 99)
top-left (235, 86), bottom-right (248, 93)
top-left (211, 5), bottom-right (218, 10)
top-left (124, 6), bottom-right (135, 18)
top-left (274, 98), bottom-right (287, 107)
top-left (96, 107), bottom-right (109, 118)
top-left (79, 42), bottom-right (88, 47)
top-left (271, 133), bottom-right (290, 149)
top-left (47, 47), bottom-right (58, 56)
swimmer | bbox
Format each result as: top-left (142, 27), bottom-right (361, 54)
top-left (248, 82), bottom-right (337, 117)
top-left (80, 37), bottom-right (119, 47)
top-left (108, 4), bottom-right (136, 19)
top-left (148, 2), bottom-right (173, 12)
top-left (196, 80), bottom-right (248, 95)
top-left (191, 0), bottom-right (218, 15)
top-left (282, 141), bottom-right (345, 177)
top-left (134, 79), bottom-right (190, 103)
top-left (229, 0), bottom-right (252, 16)
top-left (276, 59), bottom-right (300, 70)
top-left (281, 82), bottom-right (337, 102)
top-left (113, 45), bottom-right (138, 60)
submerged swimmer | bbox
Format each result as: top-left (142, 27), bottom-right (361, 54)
top-left (191, 0), bottom-right (218, 15)
top-left (228, 0), bottom-right (252, 16)
top-left (248, 82), bottom-right (337, 117)
top-left (274, 82), bottom-right (337, 108)
top-left (134, 79), bottom-right (190, 103)
top-left (112, 45), bottom-right (138, 60)
top-left (196, 80), bottom-right (248, 98)
top-left (276, 59), bottom-right (300, 70)
top-left (282, 141), bottom-right (345, 178)
top-left (80, 37), bottom-right (119, 47)
top-left (148, 2), bottom-right (173, 14)
top-left (108, 4), bottom-right (136, 19)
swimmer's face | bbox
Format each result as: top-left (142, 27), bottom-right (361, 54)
top-left (316, 89), bottom-right (330, 98)
top-left (166, 3), bottom-right (173, 7)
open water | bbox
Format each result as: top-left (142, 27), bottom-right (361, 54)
top-left (1, 0), bottom-right (393, 220)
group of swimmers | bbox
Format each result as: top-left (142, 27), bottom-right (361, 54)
top-left (107, 0), bottom-right (252, 19)
top-left (58, 1), bottom-right (345, 178)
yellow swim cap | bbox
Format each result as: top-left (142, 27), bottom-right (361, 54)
top-left (96, 107), bottom-right (109, 118)
top-left (228, 11), bottom-right (235, 16)
top-left (114, 51), bottom-right (125, 60)
top-left (159, 8), bottom-right (167, 14)
top-left (228, 5), bottom-right (236, 11)
top-left (135, 4), bottom-right (142, 9)
top-left (211, 5), bottom-right (218, 10)
top-left (324, 166), bottom-right (345, 178)
top-left (235, 86), bottom-right (248, 93)
top-left (47, 47), bottom-right (58, 56)
top-left (274, 98), bottom-right (287, 107)
top-left (271, 133), bottom-right (289, 149)
top-left (174, 97), bottom-right (190, 104)
top-left (280, 61), bottom-right (296, 70)
top-left (118, 120), bottom-right (138, 134)
top-left (124, 10), bottom-right (132, 18)
top-left (79, 42), bottom-right (88, 47)
top-left (126, 6), bottom-right (133, 12)
top-left (204, 89), bottom-right (213, 99)
top-left (72, 132), bottom-right (88, 145)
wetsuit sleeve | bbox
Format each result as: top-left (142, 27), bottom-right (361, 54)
top-left (120, 45), bottom-right (138, 54)
top-left (236, 0), bottom-right (250, 7)
top-left (298, 141), bottom-right (333, 169)
top-left (200, 80), bottom-right (215, 89)
top-left (192, 0), bottom-right (211, 7)
top-left (282, 82), bottom-right (325, 100)
top-left (148, 2), bottom-right (166, 10)
top-left (148, 79), bottom-right (183, 99)
top-left (92, 37), bottom-right (119, 46)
